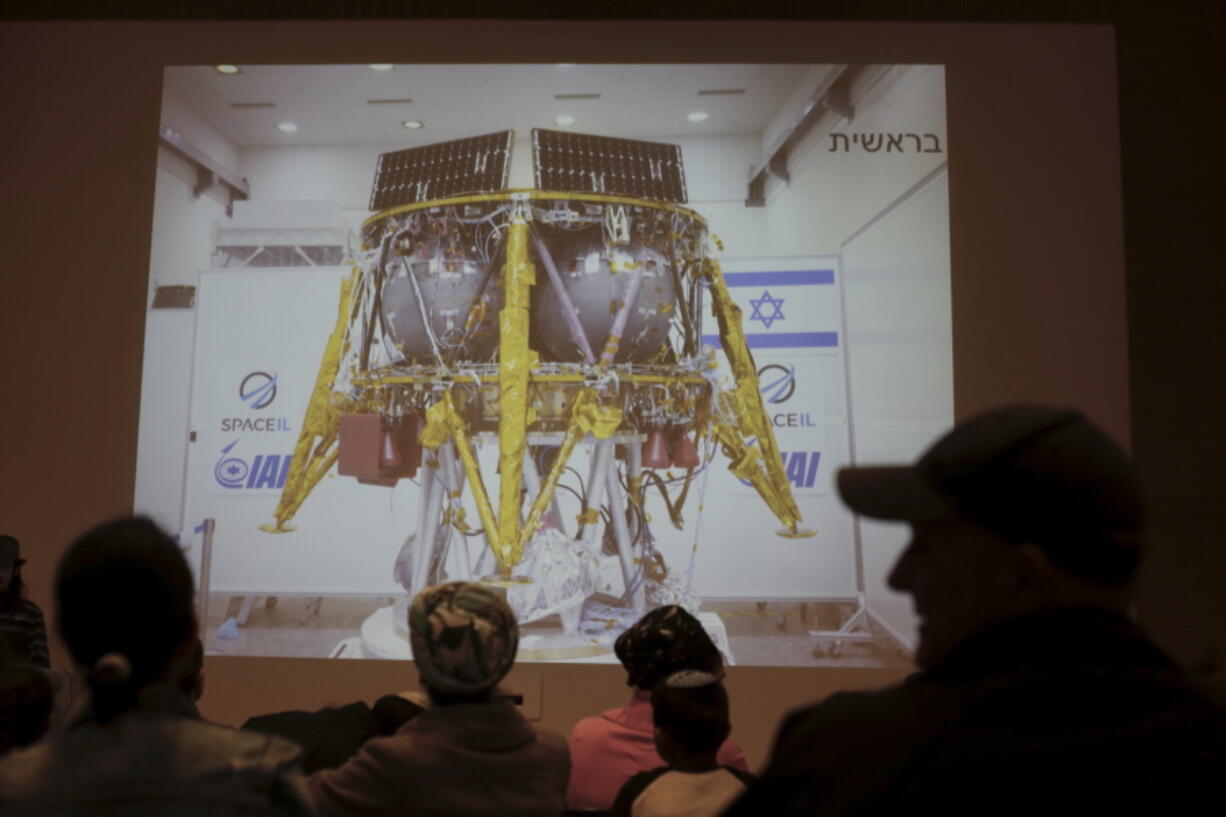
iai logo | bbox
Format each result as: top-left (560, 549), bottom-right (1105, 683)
top-left (239, 371), bottom-right (278, 410)
top-left (213, 439), bottom-right (293, 492)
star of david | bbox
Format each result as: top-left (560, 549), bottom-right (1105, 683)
top-left (749, 290), bottom-right (785, 329)
top-left (227, 464), bottom-right (242, 477)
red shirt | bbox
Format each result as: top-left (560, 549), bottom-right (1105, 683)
top-left (567, 690), bottom-right (749, 811)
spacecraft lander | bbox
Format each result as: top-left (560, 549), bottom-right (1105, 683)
top-left (262, 128), bottom-right (811, 649)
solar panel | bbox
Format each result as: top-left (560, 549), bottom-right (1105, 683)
top-left (369, 130), bottom-right (514, 210)
top-left (531, 129), bottom-right (688, 203)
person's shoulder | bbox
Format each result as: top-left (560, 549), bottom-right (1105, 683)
top-left (776, 687), bottom-right (908, 744)
top-left (613, 766), bottom-right (671, 809)
top-left (570, 712), bottom-right (605, 737)
top-left (721, 765), bottom-right (758, 787)
top-left (174, 716), bottom-right (305, 772)
top-left (0, 739), bottom-right (55, 801)
top-left (534, 724), bottom-right (569, 754)
top-left (3, 597), bottom-right (44, 620)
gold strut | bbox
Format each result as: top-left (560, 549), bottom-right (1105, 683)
top-left (702, 257), bottom-right (810, 536)
top-left (418, 389), bottom-right (503, 563)
top-left (261, 266), bottom-right (361, 533)
top-left (495, 214), bottom-right (537, 570)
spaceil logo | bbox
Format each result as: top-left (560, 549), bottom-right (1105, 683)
top-left (757, 364), bottom-right (815, 428)
top-left (240, 371), bottom-right (278, 409)
top-left (214, 439), bottom-right (294, 491)
top-left (221, 371), bottom-right (293, 432)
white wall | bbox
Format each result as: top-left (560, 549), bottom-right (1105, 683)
top-left (843, 169), bottom-right (952, 648)
top-left (134, 91), bottom-right (240, 533)
top-left (762, 66), bottom-right (947, 256)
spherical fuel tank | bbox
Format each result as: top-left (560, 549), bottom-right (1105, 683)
top-left (380, 239), bottom-right (502, 363)
top-left (534, 237), bottom-right (676, 363)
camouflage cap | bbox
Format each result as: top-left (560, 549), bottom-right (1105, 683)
top-left (409, 582), bottom-right (519, 696)
top-left (614, 605), bottom-right (724, 689)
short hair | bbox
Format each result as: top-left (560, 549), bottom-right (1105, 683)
top-left (56, 517), bottom-right (196, 721)
top-left (651, 670), bottom-right (731, 756)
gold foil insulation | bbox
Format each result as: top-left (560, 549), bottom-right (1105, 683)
top-left (496, 217), bottom-right (538, 569)
top-left (265, 266), bottom-right (361, 532)
top-left (702, 257), bottom-right (803, 532)
top-left (419, 390), bottom-right (504, 567)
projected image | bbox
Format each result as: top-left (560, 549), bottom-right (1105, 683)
top-left (137, 64), bottom-right (952, 665)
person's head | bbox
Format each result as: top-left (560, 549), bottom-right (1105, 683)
top-left (0, 664), bottom-right (53, 755)
top-left (56, 517), bottom-right (198, 721)
top-left (651, 669), bottom-right (731, 768)
top-left (615, 605), bottom-right (724, 690)
top-left (0, 535), bottom-right (26, 611)
top-left (838, 405), bottom-right (1144, 670)
top-left (408, 581), bottom-right (518, 705)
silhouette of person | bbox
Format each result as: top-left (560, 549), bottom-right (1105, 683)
top-left (724, 405), bottom-right (1226, 817)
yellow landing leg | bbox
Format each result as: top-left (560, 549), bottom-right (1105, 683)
top-left (261, 266), bottom-right (361, 533)
top-left (703, 258), bottom-right (814, 539)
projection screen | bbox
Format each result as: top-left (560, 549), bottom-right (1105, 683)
top-left (136, 61), bottom-right (951, 666)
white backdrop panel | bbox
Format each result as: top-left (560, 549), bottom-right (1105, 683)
top-left (694, 255), bottom-right (857, 598)
top-left (842, 166), bottom-right (953, 648)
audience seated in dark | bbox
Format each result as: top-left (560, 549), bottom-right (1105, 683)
top-left (723, 405), bottom-right (1226, 817)
top-left (609, 670), bottom-right (755, 817)
top-left (0, 535), bottom-right (50, 669)
top-left (567, 605), bottom-right (748, 811)
top-left (308, 581), bottom-right (569, 816)
top-left (244, 693), bottom-right (426, 773)
top-left (0, 664), bottom-right (53, 756)
top-left (0, 516), bottom-right (312, 815)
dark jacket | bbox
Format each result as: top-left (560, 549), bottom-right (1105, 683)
top-left (0, 598), bottom-right (50, 668)
top-left (725, 608), bottom-right (1226, 817)
top-left (308, 698), bottom-right (569, 817)
top-left (244, 701), bottom-right (380, 773)
top-left (0, 683), bottom-right (311, 816)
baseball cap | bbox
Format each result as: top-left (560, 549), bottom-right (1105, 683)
top-left (0, 536), bottom-right (24, 565)
top-left (837, 405), bottom-right (1144, 584)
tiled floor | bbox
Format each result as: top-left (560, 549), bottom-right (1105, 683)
top-left (203, 594), bottom-right (914, 669)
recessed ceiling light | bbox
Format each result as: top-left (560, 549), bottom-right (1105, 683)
top-left (215, 65), bottom-right (241, 75)
top-left (687, 111), bottom-right (710, 123)
top-left (369, 64), bottom-right (394, 72)
top-left (556, 63), bottom-right (576, 68)
top-left (277, 121), bottom-right (299, 134)
top-left (554, 114), bottom-right (575, 126)
top-left (402, 120), bottom-right (424, 129)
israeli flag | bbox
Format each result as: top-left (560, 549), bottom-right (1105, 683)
top-left (702, 263), bottom-right (841, 350)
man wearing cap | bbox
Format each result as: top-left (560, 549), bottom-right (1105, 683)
top-left (724, 405), bottom-right (1225, 816)
top-left (0, 535), bottom-right (49, 669)
top-left (308, 581), bottom-right (569, 817)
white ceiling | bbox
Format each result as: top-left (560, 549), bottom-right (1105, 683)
top-left (163, 63), bottom-right (812, 147)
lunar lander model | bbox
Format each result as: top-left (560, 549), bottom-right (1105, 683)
top-left (262, 129), bottom-right (811, 649)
